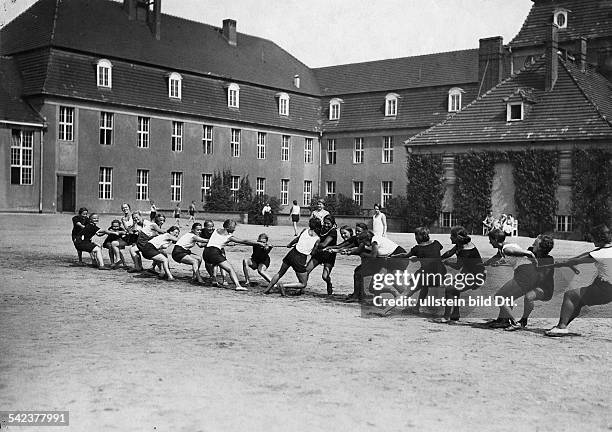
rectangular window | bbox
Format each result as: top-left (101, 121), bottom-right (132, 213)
top-left (556, 215), bottom-right (574, 233)
top-left (99, 112), bottom-right (113, 145)
top-left (231, 129), bottom-right (241, 158)
top-left (280, 179), bottom-right (289, 206)
top-left (257, 132), bottom-right (266, 159)
top-left (381, 181), bottom-right (393, 207)
top-left (353, 138), bottom-right (364, 164)
top-left (303, 180), bottom-right (312, 206)
top-left (281, 135), bottom-right (290, 161)
top-left (450, 93), bottom-right (461, 112)
top-left (172, 121), bottom-right (183, 152)
top-left (136, 169), bottom-right (149, 201)
top-left (439, 212), bottom-right (454, 228)
top-left (97, 64), bottom-right (110, 88)
top-left (202, 125), bottom-right (213, 154)
top-left (230, 175), bottom-right (240, 201)
top-left (10, 130), bottom-right (33, 185)
top-left (326, 181), bottom-right (336, 199)
top-left (256, 177), bottom-right (266, 196)
top-left (382, 136), bottom-right (394, 163)
top-left (304, 138), bottom-right (313, 164)
top-left (58, 106), bottom-right (74, 141)
top-left (508, 103), bottom-right (523, 121)
top-left (98, 167), bottom-right (113, 200)
top-left (201, 173), bottom-right (212, 202)
top-left (327, 139), bottom-right (336, 164)
top-left (171, 172), bottom-right (182, 202)
top-left (353, 181), bottom-right (363, 207)
top-left (137, 117), bottom-right (150, 148)
top-left (228, 88), bottom-right (239, 108)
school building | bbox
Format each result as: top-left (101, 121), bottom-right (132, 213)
top-left (1, 0), bottom-right (611, 236)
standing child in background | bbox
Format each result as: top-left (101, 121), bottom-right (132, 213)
top-left (243, 233), bottom-right (273, 286)
top-left (71, 207), bottom-right (89, 265)
top-left (203, 219), bottom-right (264, 291)
top-left (290, 200), bottom-right (301, 236)
top-left (172, 222), bottom-right (209, 284)
top-left (174, 202), bottom-right (181, 226)
top-left (372, 204), bottom-right (387, 237)
top-left (188, 201), bottom-right (197, 225)
top-left (264, 217), bottom-right (321, 296)
top-left (262, 203), bottom-right (273, 227)
top-left (439, 226), bottom-right (485, 322)
top-left (402, 227), bottom-right (445, 314)
top-left (149, 200), bottom-right (157, 221)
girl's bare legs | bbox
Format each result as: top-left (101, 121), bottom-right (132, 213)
top-left (257, 264), bottom-right (272, 283)
top-left (92, 247), bottom-right (105, 269)
top-left (322, 264), bottom-right (333, 295)
top-left (182, 255), bottom-right (203, 283)
top-left (495, 279), bottom-right (524, 320)
top-left (154, 255), bottom-right (174, 280)
top-left (281, 271), bottom-right (310, 296)
top-left (129, 246), bottom-right (143, 271)
top-left (264, 262), bottom-right (290, 294)
top-left (242, 259), bottom-right (251, 284)
top-left (217, 260), bottom-right (243, 289)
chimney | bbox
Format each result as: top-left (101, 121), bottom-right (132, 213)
top-left (148, 0), bottom-right (161, 40)
top-left (222, 19), bottom-right (237, 46)
top-left (293, 75), bottom-right (300, 89)
top-left (478, 36), bottom-right (504, 95)
top-left (545, 23), bottom-right (559, 91)
top-left (578, 37), bottom-right (587, 72)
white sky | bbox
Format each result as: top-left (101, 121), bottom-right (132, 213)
top-left (1, 0), bottom-right (534, 67)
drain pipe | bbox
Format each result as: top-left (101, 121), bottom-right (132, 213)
top-left (39, 129), bottom-right (44, 213)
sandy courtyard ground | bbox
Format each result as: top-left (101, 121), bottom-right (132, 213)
top-left (1, 213), bottom-right (611, 432)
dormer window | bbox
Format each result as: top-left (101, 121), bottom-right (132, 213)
top-left (276, 92), bottom-right (290, 116)
top-left (553, 9), bottom-right (569, 29)
top-left (385, 93), bottom-right (399, 116)
top-left (504, 87), bottom-right (537, 122)
top-left (168, 72), bottom-right (182, 99)
top-left (227, 83), bottom-right (240, 108)
top-left (329, 98), bottom-right (342, 120)
top-left (97, 59), bottom-right (112, 88)
top-left (448, 87), bottom-right (464, 112)
top-left (507, 102), bottom-right (523, 121)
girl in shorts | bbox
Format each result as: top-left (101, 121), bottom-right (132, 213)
top-left (139, 226), bottom-right (180, 281)
top-left (74, 213), bottom-right (112, 270)
top-left (264, 217), bottom-right (321, 296)
top-left (485, 228), bottom-right (537, 328)
top-left (290, 200), bottom-right (301, 236)
top-left (172, 223), bottom-right (209, 283)
top-left (102, 219), bottom-right (128, 269)
top-left (174, 203), bottom-right (181, 226)
top-left (71, 207), bottom-right (89, 265)
top-left (242, 233), bottom-right (273, 286)
top-left (306, 214), bottom-right (338, 295)
top-left (439, 226), bottom-right (485, 322)
top-left (203, 219), bottom-right (264, 291)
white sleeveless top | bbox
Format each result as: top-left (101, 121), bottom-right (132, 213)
top-left (149, 233), bottom-right (175, 249)
top-left (295, 229), bottom-right (319, 255)
top-left (590, 246), bottom-right (612, 283)
top-left (501, 244), bottom-right (532, 269)
top-left (122, 215), bottom-right (134, 229)
top-left (207, 229), bottom-right (232, 249)
top-left (176, 233), bottom-right (199, 249)
top-left (372, 213), bottom-right (386, 236)
top-left (141, 220), bottom-right (158, 237)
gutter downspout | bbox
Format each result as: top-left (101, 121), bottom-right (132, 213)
top-left (317, 131), bottom-right (322, 199)
top-left (39, 129), bottom-right (44, 213)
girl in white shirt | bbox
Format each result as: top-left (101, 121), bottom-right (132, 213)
top-left (290, 200), bottom-right (301, 236)
top-left (264, 217), bottom-right (321, 296)
top-left (203, 219), bottom-right (264, 291)
top-left (172, 223), bottom-right (209, 284)
top-left (372, 204), bottom-right (387, 237)
top-left (139, 226), bottom-right (180, 280)
top-left (546, 224), bottom-right (612, 336)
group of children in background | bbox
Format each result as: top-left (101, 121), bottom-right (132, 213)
top-left (71, 204), bottom-right (612, 337)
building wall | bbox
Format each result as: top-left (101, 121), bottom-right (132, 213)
top-left (0, 125), bottom-right (43, 211)
top-left (320, 131), bottom-right (417, 208)
top-left (41, 100), bottom-right (320, 214)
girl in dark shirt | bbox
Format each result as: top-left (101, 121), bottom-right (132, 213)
top-left (71, 207), bottom-right (89, 265)
top-left (74, 214), bottom-right (112, 270)
top-left (307, 215), bottom-right (338, 295)
top-left (440, 226), bottom-right (485, 322)
top-left (102, 219), bottom-right (128, 269)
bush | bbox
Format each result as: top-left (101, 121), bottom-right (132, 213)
top-left (572, 149), bottom-right (611, 237)
top-left (406, 153), bottom-right (445, 228)
top-left (336, 193), bottom-right (362, 215)
top-left (205, 170), bottom-right (233, 211)
top-left (248, 195), bottom-right (281, 225)
top-left (453, 152), bottom-right (495, 234)
top-left (384, 195), bottom-right (409, 218)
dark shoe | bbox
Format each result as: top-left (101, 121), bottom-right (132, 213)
top-left (489, 318), bottom-right (513, 329)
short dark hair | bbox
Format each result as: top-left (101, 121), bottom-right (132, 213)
top-left (591, 224), bottom-right (611, 244)
top-left (538, 234), bottom-right (554, 254)
top-left (415, 226), bottom-right (430, 243)
top-left (308, 217), bottom-right (322, 232)
top-left (488, 228), bottom-right (506, 243)
top-left (78, 207), bottom-right (88, 215)
top-left (450, 226), bottom-right (471, 245)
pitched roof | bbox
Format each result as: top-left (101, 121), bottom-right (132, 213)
top-left (510, 0), bottom-right (612, 47)
top-left (26, 49), bottom-right (320, 132)
top-left (320, 83), bottom-right (480, 133)
top-left (0, 0), bottom-right (321, 95)
top-left (0, 56), bottom-right (45, 125)
top-left (406, 56), bottom-right (612, 146)
top-left (313, 49), bottom-right (479, 96)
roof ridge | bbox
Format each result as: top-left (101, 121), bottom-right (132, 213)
top-left (560, 59), bottom-right (612, 128)
top-left (313, 48), bottom-right (478, 71)
top-left (404, 59), bottom-right (542, 145)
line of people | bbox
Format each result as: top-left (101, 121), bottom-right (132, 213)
top-left (71, 205), bottom-right (612, 337)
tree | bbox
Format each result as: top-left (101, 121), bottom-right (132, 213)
top-left (405, 153), bottom-right (445, 228)
top-left (336, 193), bottom-right (362, 215)
top-left (235, 175), bottom-right (253, 212)
top-left (205, 169), bottom-right (233, 211)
